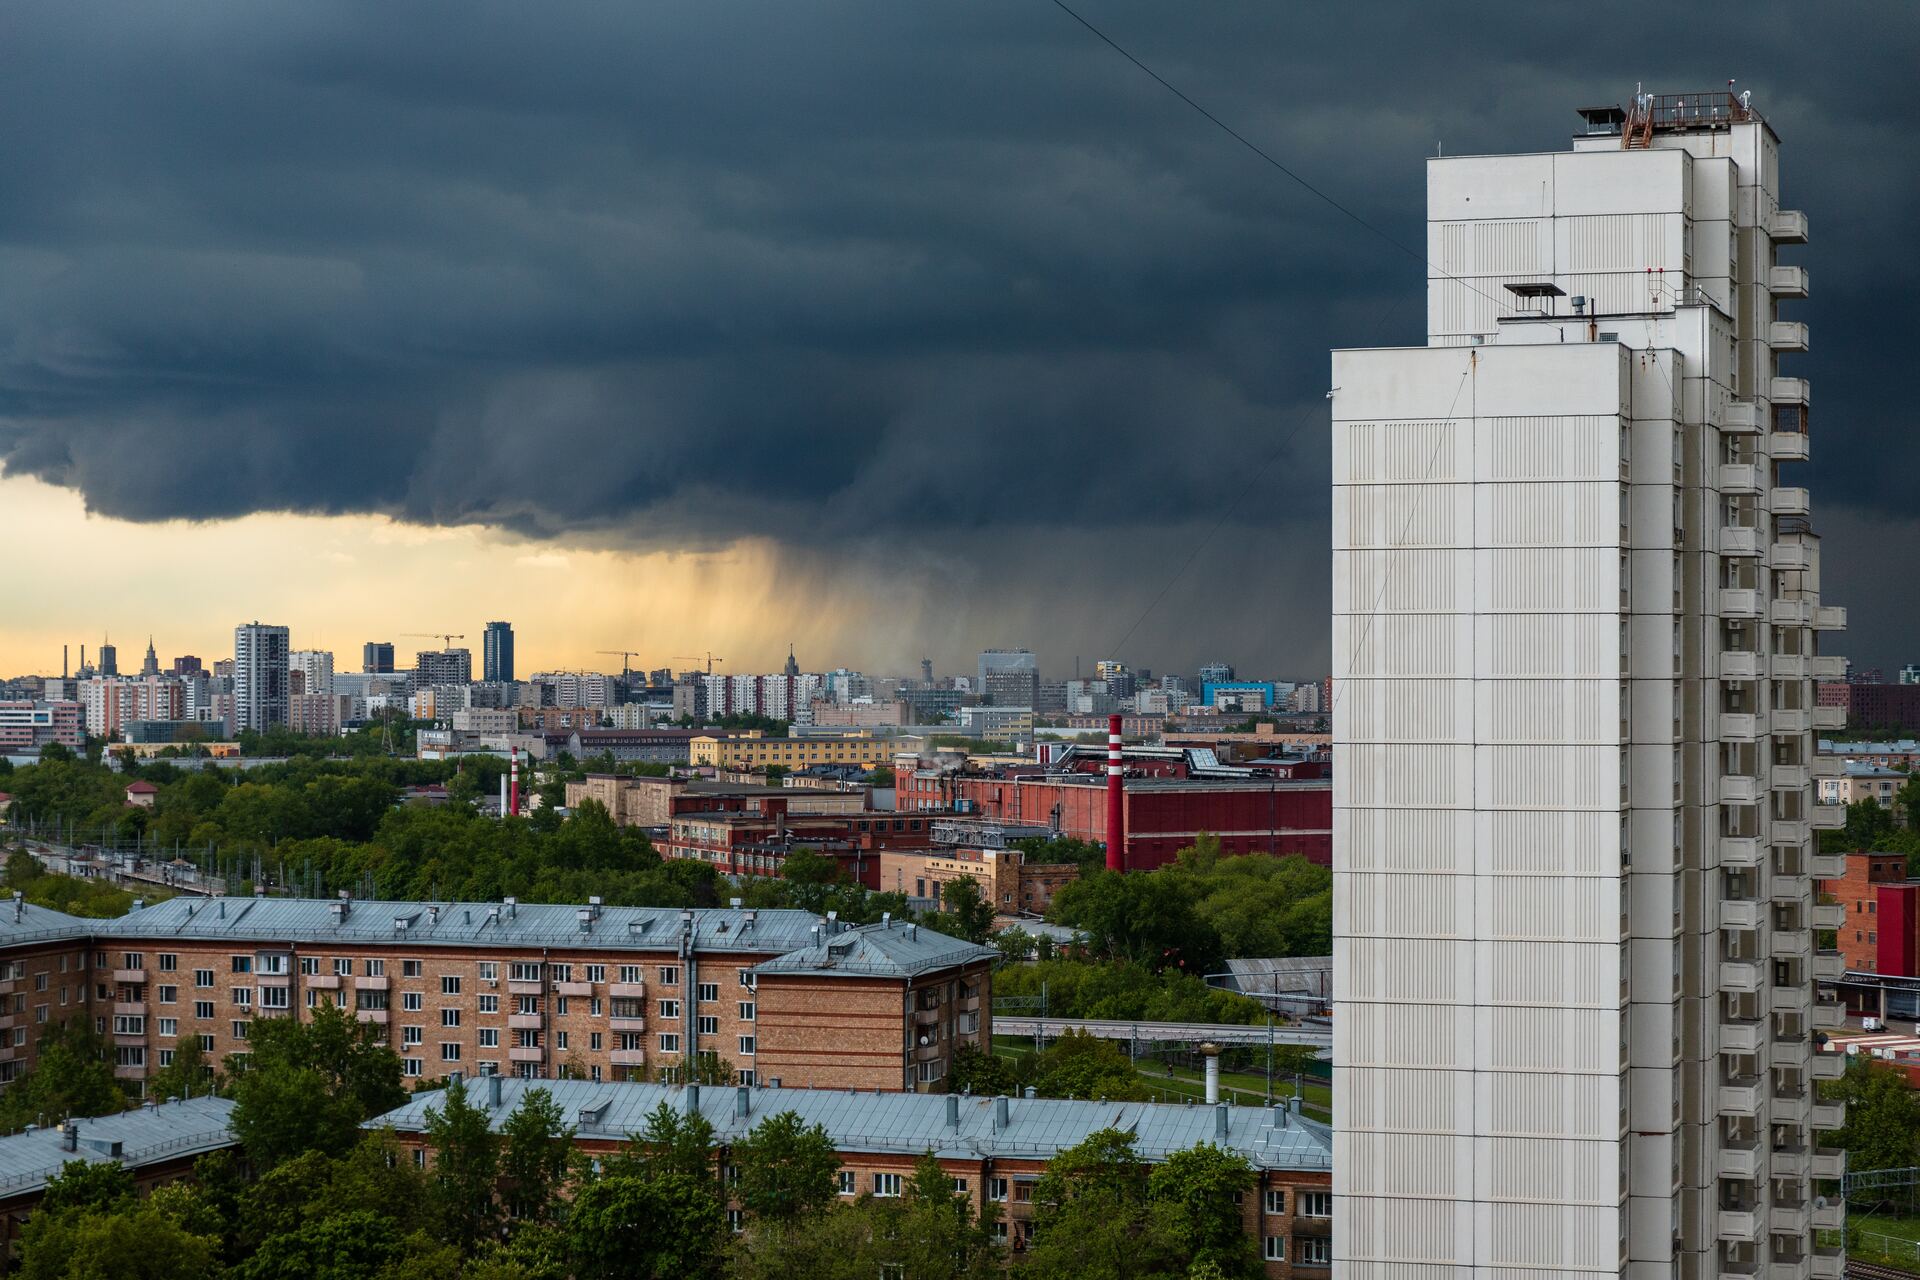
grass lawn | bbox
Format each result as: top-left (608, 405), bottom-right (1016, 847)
top-left (989, 1035), bottom-right (1333, 1119)
top-left (1848, 1210), bottom-right (1920, 1270)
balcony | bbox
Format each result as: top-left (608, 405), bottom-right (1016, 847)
top-left (1719, 713), bottom-right (1760, 742)
top-left (113, 1064), bottom-right (145, 1081)
top-left (609, 983), bottom-right (647, 999)
top-left (1771, 599), bottom-right (1813, 627)
top-left (1811, 705), bottom-right (1846, 730)
top-left (1719, 589), bottom-right (1763, 619)
top-left (1768, 209), bottom-right (1809, 243)
top-left (1770, 430), bottom-right (1810, 463)
top-left (1770, 984), bottom-right (1812, 1016)
top-left (1811, 1099), bottom-right (1844, 1130)
top-left (1769, 488), bottom-right (1811, 518)
top-left (507, 980), bottom-right (543, 997)
top-left (1768, 320), bottom-right (1809, 352)
top-left (111, 968), bottom-right (146, 984)
top-left (1813, 605), bottom-right (1847, 631)
top-left (1770, 653), bottom-right (1811, 680)
top-left (1771, 375), bottom-right (1811, 406)
top-left (1812, 1002), bottom-right (1844, 1032)
top-left (1717, 1139), bottom-right (1761, 1179)
top-left (1771, 708), bottom-right (1811, 735)
top-left (1812, 655), bottom-right (1846, 679)
top-left (1810, 1247), bottom-right (1844, 1280)
top-left (257, 973), bottom-right (291, 989)
top-left (1720, 836), bottom-right (1762, 868)
top-left (555, 981), bottom-right (593, 997)
top-left (913, 1008), bottom-right (941, 1027)
top-left (1720, 900), bottom-right (1763, 930)
top-left (1809, 851), bottom-right (1845, 880)
top-left (1771, 763), bottom-right (1811, 791)
top-left (1769, 928), bottom-right (1811, 960)
top-left (358, 975), bottom-right (389, 991)
top-left (1811, 754), bottom-right (1842, 778)
top-left (609, 1016), bottom-right (646, 1033)
top-left (1772, 873), bottom-right (1811, 903)
top-left (610, 1048), bottom-right (647, 1067)
top-left (1813, 950), bottom-right (1844, 980)
top-left (1771, 819), bottom-right (1811, 848)
top-left (1717, 1205), bottom-right (1764, 1242)
top-left (356, 1008), bottom-right (389, 1025)
top-left (1721, 1017), bottom-right (1765, 1054)
top-left (508, 1013), bottom-right (544, 1031)
top-left (1721, 775), bottom-right (1762, 805)
top-left (1812, 902), bottom-right (1844, 930)
top-left (1718, 463), bottom-right (1762, 495)
top-left (1720, 960), bottom-right (1765, 994)
top-left (1723, 401), bottom-right (1763, 433)
top-left (1720, 652), bottom-right (1762, 681)
top-left (1812, 1201), bottom-right (1843, 1231)
top-left (1773, 1089), bottom-right (1812, 1128)
top-left (1811, 1147), bottom-right (1845, 1180)
top-left (508, 1045), bottom-right (543, 1064)
top-left (1769, 544), bottom-right (1815, 575)
top-left (914, 1041), bottom-right (944, 1063)
top-left (1810, 1050), bottom-right (1844, 1081)
top-left (306, 974), bottom-right (341, 990)
top-left (1809, 804), bottom-right (1844, 831)
top-left (1720, 526), bottom-right (1763, 557)
top-left (1772, 1145), bottom-right (1811, 1180)
top-left (113, 1001), bottom-right (147, 1017)
top-left (1768, 264), bottom-right (1809, 297)
top-left (1769, 1201), bottom-right (1810, 1237)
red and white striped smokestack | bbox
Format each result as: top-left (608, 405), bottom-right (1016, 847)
top-left (1105, 713), bottom-right (1125, 873)
top-left (508, 748), bottom-right (520, 818)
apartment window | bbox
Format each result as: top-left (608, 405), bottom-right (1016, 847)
top-left (230, 956), bottom-right (251, 974)
top-left (479, 1029), bottom-right (499, 1048)
top-left (658, 966), bottom-right (679, 986)
top-left (1264, 1189), bottom-right (1286, 1215)
top-left (837, 1170), bottom-right (856, 1196)
top-left (305, 991), bottom-right (319, 1009)
top-left (34, 973), bottom-right (46, 992)
top-left (1297, 1238), bottom-right (1332, 1265)
top-left (618, 965), bottom-right (642, 984)
top-left (738, 1069), bottom-right (754, 1087)
top-left (697, 982), bottom-right (718, 1003)
top-left (113, 1015), bottom-right (144, 1035)
top-left (659, 1000), bottom-right (680, 1019)
top-left (586, 965), bottom-right (605, 983)
top-left (232, 988), bottom-right (253, 1008)
top-left (1013, 1183), bottom-right (1033, 1204)
top-left (988, 1177), bottom-right (1008, 1203)
top-left (365, 959), bottom-right (385, 977)
top-left (510, 962), bottom-right (540, 982)
top-left (516, 995), bottom-right (539, 1015)
top-left (727, 1208), bottom-right (744, 1234)
top-left (157, 985), bottom-right (177, 1005)
top-left (260, 987), bottom-right (290, 1010)
top-left (120, 953), bottom-right (144, 971)
top-left (403, 1058), bottom-right (423, 1078)
top-left (194, 970), bottom-right (213, 989)
top-left (737, 969), bottom-right (755, 989)
top-left (951, 1177), bottom-right (969, 1196)
top-left (556, 996), bottom-right (569, 1016)
top-left (479, 995), bottom-right (499, 1014)
top-left (357, 991), bottom-right (388, 1011)
top-left (335, 959), bottom-right (352, 977)
top-left (697, 1016), bottom-right (718, 1036)
top-left (1264, 1237), bottom-right (1285, 1262)
top-left (873, 1173), bottom-right (902, 1198)
top-left (300, 957), bottom-right (320, 975)
top-left (549, 964), bottom-right (571, 983)
top-left (658, 1033), bottom-right (680, 1053)
top-left (441, 1043), bottom-right (462, 1062)
top-left (403, 1027), bottom-right (423, 1046)
top-left (157, 953), bottom-right (177, 972)
top-left (402, 960), bottom-right (422, 978)
top-left (441, 976), bottom-right (462, 996)
top-left (590, 1032), bottom-right (603, 1051)
top-left (157, 1049), bottom-right (174, 1068)
top-left (231, 1021), bottom-right (250, 1040)
top-left (478, 962), bottom-right (497, 981)
top-left (738, 1035), bottom-right (755, 1056)
top-left (114, 1046), bottom-right (145, 1070)
top-left (442, 1008), bottom-right (461, 1027)
top-left (198, 1033), bottom-right (215, 1053)
top-left (738, 1002), bottom-right (755, 1022)
top-left (403, 992), bottom-right (422, 1012)
top-left (158, 1018), bottom-right (177, 1037)
top-left (1300, 1191), bottom-right (1332, 1218)
top-left (193, 1001), bottom-right (214, 1020)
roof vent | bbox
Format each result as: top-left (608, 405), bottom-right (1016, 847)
top-left (393, 915), bottom-right (411, 933)
top-left (992, 1096), bottom-right (1009, 1131)
top-left (427, 905), bottom-right (439, 926)
top-left (486, 1074), bottom-right (503, 1108)
top-left (503, 897), bottom-right (517, 919)
top-left (728, 897), bottom-right (742, 909)
top-left (576, 909), bottom-right (594, 934)
top-left (946, 1094), bottom-right (960, 1129)
top-left (132, 898), bottom-right (145, 911)
top-left (330, 901), bottom-right (350, 922)
top-left (881, 912), bottom-right (891, 928)
top-left (578, 1099), bottom-right (611, 1127)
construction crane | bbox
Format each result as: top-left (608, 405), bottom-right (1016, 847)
top-left (403, 632), bottom-right (466, 649)
top-left (672, 653), bottom-right (725, 679)
top-left (598, 650), bottom-right (644, 692)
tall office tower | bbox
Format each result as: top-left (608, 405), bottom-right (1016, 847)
top-left (978, 648), bottom-right (1039, 708)
top-left (1331, 93), bottom-right (1845, 1278)
top-left (290, 649), bottom-right (336, 697)
top-left (415, 648), bottom-right (472, 686)
top-left (233, 623), bottom-right (291, 732)
top-left (97, 641), bottom-right (118, 678)
top-left (363, 641), bottom-right (396, 674)
top-left (483, 621), bottom-right (515, 683)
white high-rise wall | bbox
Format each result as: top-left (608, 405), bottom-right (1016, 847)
top-left (233, 622), bottom-right (291, 732)
top-left (1332, 96), bottom-right (1845, 1280)
top-left (290, 649), bottom-right (335, 696)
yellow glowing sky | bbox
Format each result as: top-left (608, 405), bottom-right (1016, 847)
top-left (0, 474), bottom-right (878, 679)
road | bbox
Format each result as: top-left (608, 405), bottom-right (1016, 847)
top-left (993, 1015), bottom-right (1331, 1050)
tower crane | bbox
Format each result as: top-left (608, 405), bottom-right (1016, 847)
top-left (403, 632), bottom-right (466, 649)
top-left (672, 653), bottom-right (725, 679)
top-left (598, 649), bottom-right (644, 692)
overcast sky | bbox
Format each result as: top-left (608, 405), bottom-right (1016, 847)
top-left (2, 2), bottom-right (1915, 678)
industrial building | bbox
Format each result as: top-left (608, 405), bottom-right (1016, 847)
top-left (1331, 92), bottom-right (1844, 1276)
top-left (374, 1078), bottom-right (1334, 1275)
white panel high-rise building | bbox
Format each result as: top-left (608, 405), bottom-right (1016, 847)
top-left (1331, 93), bottom-right (1846, 1279)
top-left (290, 649), bottom-right (335, 696)
top-left (233, 623), bottom-right (291, 732)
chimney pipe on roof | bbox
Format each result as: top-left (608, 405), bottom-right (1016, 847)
top-left (686, 1083), bottom-right (701, 1116)
top-left (1105, 714), bottom-right (1125, 873)
top-left (487, 1074), bottom-right (502, 1108)
top-left (992, 1096), bottom-right (1009, 1130)
top-left (63, 1122), bottom-right (77, 1152)
top-left (946, 1094), bottom-right (960, 1129)
top-left (735, 1085), bottom-right (750, 1119)
top-left (1215, 1102), bottom-right (1230, 1142)
top-left (1201, 1042), bottom-right (1222, 1105)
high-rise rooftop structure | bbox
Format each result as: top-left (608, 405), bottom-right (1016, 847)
top-left (415, 648), bottom-right (472, 687)
top-left (362, 641), bottom-right (395, 674)
top-left (483, 621), bottom-right (515, 683)
top-left (233, 622), bottom-right (291, 732)
top-left (1331, 91), bottom-right (1844, 1278)
top-left (977, 648), bottom-right (1039, 708)
top-left (97, 641), bottom-right (117, 678)
top-left (290, 649), bottom-right (335, 697)
top-left (140, 638), bottom-right (159, 677)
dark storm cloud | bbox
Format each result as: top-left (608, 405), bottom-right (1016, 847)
top-left (1, 2), bottom-right (1916, 671)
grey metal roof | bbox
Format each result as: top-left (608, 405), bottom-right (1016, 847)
top-left (1224, 957), bottom-right (1334, 999)
top-left (369, 1078), bottom-right (1331, 1171)
top-left (94, 896), bottom-right (882, 958)
top-left (0, 1097), bottom-right (237, 1199)
top-left (749, 919), bottom-right (996, 979)
top-left (0, 900), bottom-right (95, 948)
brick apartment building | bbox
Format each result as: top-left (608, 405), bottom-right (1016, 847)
top-left (663, 805), bottom-right (945, 885)
top-left (877, 846), bottom-right (1081, 916)
top-left (1818, 851), bottom-right (1918, 976)
top-left (0, 897), bottom-right (992, 1095)
top-left (564, 775), bottom-right (866, 829)
top-left (376, 1078), bottom-right (1335, 1277)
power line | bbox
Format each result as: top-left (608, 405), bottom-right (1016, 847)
top-left (1044, 0), bottom-right (1508, 313)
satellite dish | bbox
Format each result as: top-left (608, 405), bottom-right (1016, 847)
top-left (1815, 1196), bottom-right (1828, 1210)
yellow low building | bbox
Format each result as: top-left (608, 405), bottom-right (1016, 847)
top-left (690, 733), bottom-right (888, 772)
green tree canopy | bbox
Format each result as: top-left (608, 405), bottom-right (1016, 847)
top-left (732, 1110), bottom-right (841, 1223)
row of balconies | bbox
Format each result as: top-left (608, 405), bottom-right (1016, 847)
top-left (1716, 652), bottom-right (1848, 682)
top-left (1717, 1139), bottom-right (1846, 1184)
top-left (1715, 593), bottom-right (1846, 631)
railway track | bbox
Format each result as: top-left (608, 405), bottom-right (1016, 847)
top-left (1849, 1260), bottom-right (1920, 1280)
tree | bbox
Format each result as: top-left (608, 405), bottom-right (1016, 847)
top-left (501, 1087), bottom-right (577, 1225)
top-left (40, 1160), bottom-right (135, 1214)
top-left (727, 1202), bottom-right (882, 1280)
top-left (17, 1202), bottom-right (218, 1280)
top-left (1022, 1128), bottom-right (1185, 1280)
top-left (1826, 1055), bottom-right (1920, 1172)
top-left (568, 1172), bottom-right (726, 1280)
top-left (147, 1034), bottom-right (214, 1103)
top-left (929, 875), bottom-right (996, 945)
top-left (889, 1152), bottom-right (1003, 1278)
top-left (1146, 1145), bottom-right (1261, 1278)
top-left (425, 1076), bottom-right (501, 1250)
top-left (1046, 869), bottom-right (1224, 975)
top-left (618, 1101), bottom-right (716, 1182)
top-left (1025, 1031), bottom-right (1147, 1101)
top-left (947, 1043), bottom-right (1018, 1097)
top-left (228, 1000), bottom-right (407, 1166)
top-left (0, 1018), bottom-right (126, 1135)
top-left (732, 1110), bottom-right (841, 1223)
top-left (1899, 773), bottom-right (1920, 831)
